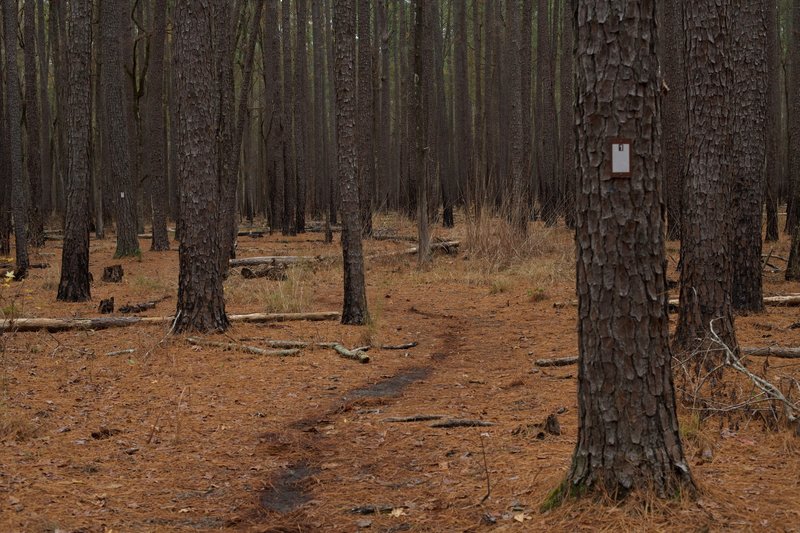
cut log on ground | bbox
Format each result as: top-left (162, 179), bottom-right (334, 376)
top-left (369, 241), bottom-right (460, 260)
top-left (0, 311), bottom-right (341, 333)
top-left (325, 343), bottom-right (370, 363)
top-left (381, 342), bottom-right (418, 350)
top-left (385, 414), bottom-right (445, 423)
top-left (535, 356), bottom-right (578, 367)
top-left (429, 419), bottom-right (494, 428)
top-left (187, 337), bottom-right (300, 357)
top-left (229, 255), bottom-right (319, 268)
top-left (743, 347), bottom-right (800, 359)
top-left (240, 265), bottom-right (287, 280)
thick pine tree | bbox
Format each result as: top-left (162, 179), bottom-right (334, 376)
top-left (557, 0), bottom-right (695, 502)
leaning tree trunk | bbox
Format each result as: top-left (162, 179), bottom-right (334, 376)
top-left (173, 0), bottom-right (229, 333)
top-left (674, 0), bottom-right (738, 359)
top-left (730, 0), bottom-right (767, 312)
top-left (557, 0), bottom-right (695, 503)
top-left (3, 0), bottom-right (31, 278)
top-left (57, 0), bottom-right (92, 302)
top-left (100, 0), bottom-right (140, 258)
top-left (23, 0), bottom-right (45, 247)
top-left (334, 0), bottom-right (369, 325)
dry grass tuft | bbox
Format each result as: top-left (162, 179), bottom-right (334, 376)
top-left (225, 265), bottom-right (312, 313)
top-left (0, 409), bottom-right (41, 442)
top-left (464, 209), bottom-right (573, 277)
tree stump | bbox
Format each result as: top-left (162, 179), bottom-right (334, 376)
top-left (102, 265), bottom-right (124, 282)
top-left (98, 297), bottom-right (115, 314)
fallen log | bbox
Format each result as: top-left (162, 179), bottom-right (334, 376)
top-left (743, 347), bottom-right (800, 359)
top-left (369, 241), bottom-right (460, 260)
top-left (106, 348), bottom-right (136, 357)
top-left (229, 255), bottom-right (318, 268)
top-left (325, 343), bottom-right (370, 364)
top-left (385, 414), bottom-right (445, 423)
top-left (0, 311), bottom-right (340, 333)
top-left (430, 419), bottom-right (494, 428)
top-left (535, 356), bottom-right (578, 367)
top-left (381, 341), bottom-right (418, 350)
top-left (119, 301), bottom-right (158, 313)
top-left (187, 337), bottom-right (300, 357)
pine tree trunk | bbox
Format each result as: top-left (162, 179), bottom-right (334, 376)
top-left (559, 0), bottom-right (575, 229)
top-left (377, 0), bottom-right (391, 214)
top-left (294, 0), bottom-right (309, 233)
top-left (454, 0), bottom-right (472, 217)
top-left (334, 0), bottom-right (369, 324)
top-left (764, 0), bottom-right (780, 243)
top-left (3, 0), bottom-right (31, 277)
top-left (144, 0), bottom-right (170, 252)
top-left (506, 0), bottom-right (526, 232)
top-left (173, 0), bottom-right (229, 333)
top-left (282, 0), bottom-right (297, 236)
top-left (786, 0), bottom-right (800, 280)
top-left (100, 0), bottom-right (139, 258)
top-left (264, 0), bottom-right (285, 236)
top-left (661, 0), bottom-right (687, 241)
top-left (674, 0), bottom-right (738, 358)
top-left (57, 0), bottom-right (92, 302)
top-left (357, 0), bottom-right (375, 237)
top-left (0, 51), bottom-right (11, 256)
top-left (536, 0), bottom-right (557, 225)
top-left (561, 0), bottom-right (695, 501)
top-left (730, 0), bottom-right (766, 312)
top-left (311, 0), bottom-right (328, 222)
top-left (24, 0), bottom-right (44, 247)
top-left (36, 0), bottom-right (53, 220)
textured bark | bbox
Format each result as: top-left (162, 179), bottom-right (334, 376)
top-left (4, 0), bottom-right (31, 277)
top-left (24, 0), bottom-right (44, 247)
top-left (220, 1), bottom-right (263, 264)
top-left (564, 0), bottom-right (695, 501)
top-left (0, 37), bottom-right (11, 255)
top-left (294, 0), bottom-right (309, 232)
top-left (506, 0), bottom-right (526, 232)
top-left (536, 0), bottom-right (557, 225)
top-left (786, 0), bottom-right (800, 280)
top-left (50, 0), bottom-right (69, 218)
top-left (764, 0), bottom-right (780, 243)
top-left (264, 0), bottom-right (286, 235)
top-left (311, 0), bottom-right (328, 221)
top-left (414, 0), bottom-right (432, 265)
top-left (334, 0), bottom-right (369, 325)
top-left (473, 0), bottom-right (483, 209)
top-left (454, 0), bottom-right (472, 214)
top-left (559, 0), bottom-right (575, 229)
top-left (36, 0), bottom-right (52, 219)
top-left (431, 0), bottom-right (453, 229)
top-left (57, 0), bottom-right (92, 302)
top-left (660, 0), bottom-right (687, 241)
top-left (674, 0), bottom-right (738, 357)
top-left (281, 0), bottom-right (297, 236)
top-left (143, 0), bottom-right (170, 252)
top-left (173, 0), bottom-right (229, 333)
top-left (377, 0), bottom-right (390, 212)
top-left (357, 0), bottom-right (375, 236)
top-left (730, 0), bottom-right (766, 312)
top-left (521, 0), bottom-right (533, 215)
top-left (100, 0), bottom-right (140, 258)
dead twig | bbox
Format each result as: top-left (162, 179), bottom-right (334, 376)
top-left (430, 419), bottom-right (494, 428)
top-left (384, 414), bottom-right (445, 423)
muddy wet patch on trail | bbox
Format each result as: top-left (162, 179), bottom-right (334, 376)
top-left (260, 462), bottom-right (319, 514)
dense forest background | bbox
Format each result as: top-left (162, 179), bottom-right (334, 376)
top-left (0, 0), bottom-right (794, 255)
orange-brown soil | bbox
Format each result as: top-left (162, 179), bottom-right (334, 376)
top-left (1, 214), bottom-right (799, 532)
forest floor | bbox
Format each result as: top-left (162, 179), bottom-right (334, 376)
top-left (1, 213), bottom-right (800, 532)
